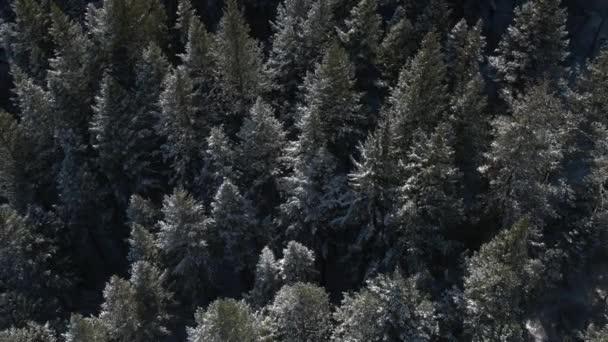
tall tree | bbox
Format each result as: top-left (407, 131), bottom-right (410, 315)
top-left (248, 246), bottom-right (281, 308)
top-left (212, 0), bottom-right (267, 122)
top-left (279, 241), bottom-right (317, 284)
top-left (268, 282), bottom-right (332, 342)
top-left (480, 83), bottom-right (574, 228)
top-left (187, 299), bottom-right (261, 342)
top-left (333, 269), bottom-right (438, 341)
top-left (388, 31), bottom-right (447, 156)
top-left (489, 0), bottom-right (569, 96)
top-left (378, 10), bottom-right (417, 86)
top-left (464, 218), bottom-right (539, 341)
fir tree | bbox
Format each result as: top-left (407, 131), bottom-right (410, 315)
top-left (394, 122), bottom-right (464, 273)
top-left (480, 83), bottom-right (574, 227)
top-left (187, 299), bottom-right (261, 342)
top-left (388, 31), bottom-right (447, 155)
top-left (489, 0), bottom-right (569, 96)
top-left (212, 0), bottom-right (267, 120)
top-left (249, 246), bottom-right (281, 308)
top-left (279, 241), bottom-right (316, 284)
top-left (0, 111), bottom-right (27, 208)
top-left (464, 218), bottom-right (539, 342)
top-left (298, 42), bottom-right (364, 163)
top-left (378, 12), bottom-right (417, 86)
top-left (157, 188), bottom-right (207, 305)
top-left (64, 315), bottom-right (109, 342)
top-left (204, 126), bottom-right (237, 193)
top-left (0, 322), bottom-right (57, 342)
top-left (236, 98), bottom-right (286, 205)
top-left (332, 270), bottom-right (438, 341)
top-left (269, 282), bottom-right (332, 342)
top-left (175, 0), bottom-right (197, 45)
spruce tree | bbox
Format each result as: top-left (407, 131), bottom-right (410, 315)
top-left (212, 0), bottom-right (267, 121)
top-left (269, 282), bottom-right (332, 342)
top-left (279, 241), bottom-right (316, 284)
top-left (480, 83), bottom-right (573, 227)
top-left (175, 0), bottom-right (197, 45)
top-left (332, 270), bottom-right (438, 341)
top-left (249, 246), bottom-right (281, 308)
top-left (388, 31), bottom-right (447, 156)
top-left (187, 299), bottom-right (261, 342)
top-left (464, 218), bottom-right (539, 342)
top-left (157, 188), bottom-right (208, 306)
top-left (378, 12), bottom-right (417, 86)
top-left (489, 0), bottom-right (569, 96)
top-left (394, 122), bottom-right (464, 273)
top-left (204, 126), bottom-right (237, 193)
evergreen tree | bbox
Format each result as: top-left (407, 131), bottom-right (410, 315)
top-left (394, 123), bottom-right (463, 273)
top-left (64, 314), bottom-right (109, 342)
top-left (208, 179), bottom-right (258, 272)
top-left (332, 270), bottom-right (438, 341)
top-left (337, 0), bottom-right (382, 92)
top-left (268, 282), bottom-right (332, 342)
top-left (489, 0), bottom-right (569, 96)
top-left (212, 0), bottom-right (267, 120)
top-left (388, 31), bottom-right (447, 156)
top-left (157, 188), bottom-right (207, 305)
top-left (0, 111), bottom-right (28, 208)
top-left (127, 194), bottom-right (161, 265)
top-left (157, 66), bottom-right (206, 188)
top-left (187, 299), bottom-right (261, 342)
top-left (0, 0), bottom-right (53, 82)
top-left (279, 241), bottom-right (316, 284)
top-left (236, 98), bottom-right (286, 206)
top-left (98, 261), bottom-right (172, 342)
top-left (480, 83), bottom-right (574, 227)
top-left (414, 0), bottom-right (453, 42)
top-left (175, 0), bottom-right (196, 45)
top-left (249, 246), bottom-right (281, 308)
top-left (378, 12), bottom-right (417, 86)
top-left (300, 0), bottom-right (335, 75)
top-left (446, 19), bottom-right (488, 167)
top-left (0, 322), bottom-right (57, 342)
top-left (265, 0), bottom-right (315, 121)
top-left (464, 218), bottom-right (539, 342)
top-left (298, 42), bottom-right (364, 163)
top-left (204, 126), bottom-right (237, 193)
top-left (577, 46), bottom-right (608, 128)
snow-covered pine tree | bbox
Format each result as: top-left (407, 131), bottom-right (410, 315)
top-left (388, 31), bottom-right (447, 156)
top-left (157, 188), bottom-right (207, 306)
top-left (0, 0), bottom-right (53, 82)
top-left (212, 0), bottom-right (267, 123)
top-left (378, 9), bottom-right (417, 86)
top-left (394, 122), bottom-right (464, 273)
top-left (249, 246), bottom-right (281, 308)
top-left (446, 19), bottom-right (489, 168)
top-left (187, 299), bottom-right (261, 342)
top-left (279, 241), bottom-right (316, 284)
top-left (332, 269), bottom-right (438, 341)
top-left (489, 0), bottom-right (569, 97)
top-left (236, 98), bottom-right (286, 212)
top-left (268, 282), bottom-right (332, 342)
top-left (0, 322), bottom-right (57, 342)
top-left (464, 218), bottom-right (539, 342)
top-left (480, 82), bottom-right (574, 228)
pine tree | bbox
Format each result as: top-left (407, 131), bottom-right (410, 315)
top-left (268, 282), bottom-right (331, 342)
top-left (299, 42), bottom-right (364, 163)
top-left (332, 270), bottom-right (438, 341)
top-left (480, 83), bottom-right (574, 227)
top-left (98, 261), bottom-right (172, 342)
top-left (0, 322), bottom-right (57, 342)
top-left (187, 299), bottom-right (261, 342)
top-left (175, 0), bottom-right (197, 45)
top-left (208, 179), bottom-right (258, 272)
top-left (90, 73), bottom-right (133, 205)
top-left (249, 246), bottom-right (281, 308)
top-left (378, 12), bottom-right (417, 86)
top-left (279, 241), bottom-right (316, 284)
top-left (127, 195), bottom-right (161, 265)
top-left (0, 0), bottom-right (53, 82)
top-left (0, 111), bottom-right (27, 208)
top-left (157, 66), bottom-right (207, 188)
top-left (414, 0), bottom-right (453, 42)
top-left (337, 0), bottom-right (382, 92)
top-left (464, 218), bottom-right (539, 341)
top-left (236, 98), bottom-right (286, 203)
top-left (446, 19), bottom-right (488, 167)
top-left (489, 0), bottom-right (569, 96)
top-left (388, 31), bottom-right (447, 156)
top-left (265, 0), bottom-right (315, 124)
top-left (127, 43), bottom-right (170, 196)
top-left (204, 126), bottom-right (237, 193)
top-left (394, 123), bottom-right (464, 273)
top-left (577, 46), bottom-right (608, 128)
top-left (300, 0), bottom-right (335, 75)
top-left (64, 314), bottom-right (109, 342)
top-left (157, 188), bottom-right (207, 305)
top-left (212, 0), bottom-right (267, 120)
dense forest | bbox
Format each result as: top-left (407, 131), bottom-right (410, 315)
top-left (1, 0), bottom-right (608, 340)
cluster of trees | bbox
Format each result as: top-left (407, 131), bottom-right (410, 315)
top-left (0, 0), bottom-right (607, 340)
